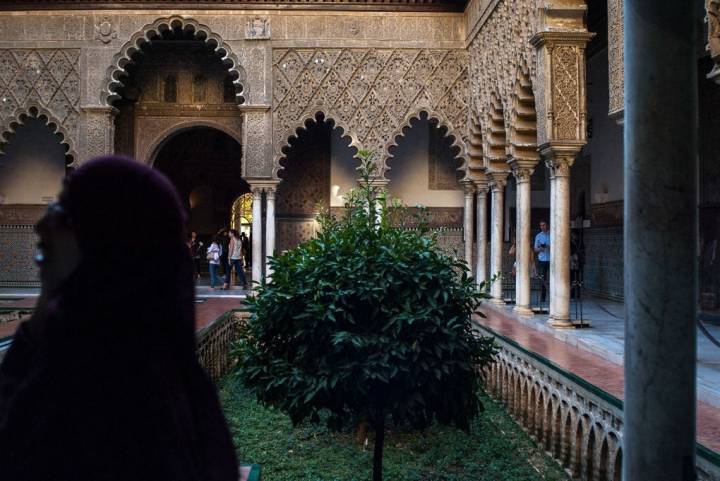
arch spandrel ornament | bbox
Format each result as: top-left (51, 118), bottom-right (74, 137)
top-left (0, 105), bottom-right (78, 166)
top-left (382, 108), bottom-right (469, 181)
top-left (102, 16), bottom-right (249, 107)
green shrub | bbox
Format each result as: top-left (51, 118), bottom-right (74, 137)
top-left (235, 151), bottom-right (496, 481)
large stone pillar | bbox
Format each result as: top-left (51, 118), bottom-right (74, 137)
top-left (488, 172), bottom-right (508, 305)
top-left (265, 186), bottom-right (276, 281)
top-left (511, 167), bottom-right (534, 316)
top-left (462, 181), bottom-right (475, 268)
top-left (543, 151), bottom-right (577, 327)
top-left (623, 2), bottom-right (697, 480)
top-left (251, 186), bottom-right (263, 285)
top-left (475, 180), bottom-right (489, 286)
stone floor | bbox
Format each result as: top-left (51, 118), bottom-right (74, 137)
top-left (477, 300), bottom-right (720, 453)
top-left (488, 296), bottom-right (720, 409)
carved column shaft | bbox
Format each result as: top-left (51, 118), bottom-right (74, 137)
top-left (462, 181), bottom-right (476, 267)
top-left (475, 182), bottom-right (489, 286)
top-left (251, 187), bottom-right (263, 285)
top-left (512, 167), bottom-right (534, 316)
top-left (488, 172), bottom-right (508, 305)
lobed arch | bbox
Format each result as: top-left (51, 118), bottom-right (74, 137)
top-left (103, 16), bottom-right (247, 107)
top-left (0, 105), bottom-right (77, 166)
top-left (383, 109), bottom-right (469, 181)
top-left (274, 110), bottom-right (361, 180)
top-left (143, 120), bottom-right (243, 167)
top-left (467, 111), bottom-right (485, 174)
top-left (483, 92), bottom-right (508, 171)
top-left (508, 64), bottom-right (540, 165)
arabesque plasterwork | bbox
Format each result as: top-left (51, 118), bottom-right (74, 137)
top-left (272, 47), bottom-right (469, 177)
top-left (0, 49), bottom-right (81, 162)
top-left (608, 0), bottom-right (624, 117)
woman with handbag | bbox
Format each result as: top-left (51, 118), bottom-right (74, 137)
top-left (207, 236), bottom-right (225, 289)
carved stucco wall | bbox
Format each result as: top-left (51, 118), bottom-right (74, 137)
top-left (272, 47), bottom-right (470, 177)
top-left (466, 0), bottom-right (539, 149)
top-left (0, 49), bottom-right (80, 163)
top-left (607, 0), bottom-right (624, 118)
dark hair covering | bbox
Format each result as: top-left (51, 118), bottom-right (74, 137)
top-left (0, 156), bottom-right (238, 481)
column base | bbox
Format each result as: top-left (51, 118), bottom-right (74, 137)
top-left (513, 305), bottom-right (534, 317)
top-left (547, 316), bottom-right (574, 329)
top-left (489, 297), bottom-right (506, 306)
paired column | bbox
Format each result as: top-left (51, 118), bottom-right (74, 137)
top-left (487, 172), bottom-right (508, 305)
top-left (475, 180), bottom-right (489, 287)
top-left (462, 181), bottom-right (475, 268)
top-left (623, 1), bottom-right (697, 479)
top-left (251, 187), bottom-right (263, 285)
top-left (265, 186), bottom-right (276, 281)
top-left (511, 167), bottom-right (534, 316)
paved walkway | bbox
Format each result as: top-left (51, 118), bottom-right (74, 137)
top-left (476, 302), bottom-right (720, 453)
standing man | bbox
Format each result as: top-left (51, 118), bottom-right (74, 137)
top-left (534, 220), bottom-right (551, 303)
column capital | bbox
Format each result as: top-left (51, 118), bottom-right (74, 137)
top-left (487, 171), bottom-right (509, 192)
top-left (461, 180), bottom-right (476, 196)
top-left (511, 166), bottom-right (535, 184)
top-left (474, 179), bottom-right (489, 195)
top-left (540, 142), bottom-right (581, 179)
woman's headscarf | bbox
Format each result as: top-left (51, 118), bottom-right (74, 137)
top-left (0, 156), bottom-right (238, 481)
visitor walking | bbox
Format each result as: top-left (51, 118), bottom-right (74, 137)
top-left (0, 156), bottom-right (238, 481)
top-left (240, 232), bottom-right (250, 268)
top-left (534, 220), bottom-right (551, 303)
top-left (207, 236), bottom-right (225, 289)
top-left (189, 231), bottom-right (203, 280)
top-left (225, 229), bottom-right (248, 289)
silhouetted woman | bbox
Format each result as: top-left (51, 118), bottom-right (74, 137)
top-left (0, 156), bottom-right (238, 481)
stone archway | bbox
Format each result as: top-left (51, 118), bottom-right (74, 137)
top-left (103, 16), bottom-right (247, 106)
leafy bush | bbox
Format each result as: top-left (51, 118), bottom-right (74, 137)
top-left (235, 151), bottom-right (496, 481)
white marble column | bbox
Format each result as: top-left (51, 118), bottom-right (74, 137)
top-left (475, 181), bottom-right (489, 287)
top-left (624, 1), bottom-right (697, 479)
top-left (546, 155), bottom-right (574, 327)
top-left (265, 186), bottom-right (276, 281)
top-left (488, 172), bottom-right (508, 305)
top-left (512, 167), bottom-right (534, 316)
top-left (462, 181), bottom-right (475, 268)
top-left (251, 187), bottom-right (263, 285)
top-left (548, 162), bottom-right (557, 317)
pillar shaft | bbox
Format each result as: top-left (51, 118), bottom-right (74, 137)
top-left (623, 1), bottom-right (697, 480)
top-left (265, 187), bottom-right (276, 281)
top-left (462, 182), bottom-right (475, 267)
top-left (475, 184), bottom-right (489, 286)
top-left (488, 173), bottom-right (507, 305)
top-left (547, 157), bottom-right (573, 325)
top-left (251, 187), bottom-right (263, 285)
top-left (513, 168), bottom-right (534, 316)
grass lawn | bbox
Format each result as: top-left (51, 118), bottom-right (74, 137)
top-left (220, 377), bottom-right (570, 481)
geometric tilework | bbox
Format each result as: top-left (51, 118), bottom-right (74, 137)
top-left (583, 226), bottom-right (624, 301)
top-left (0, 224), bottom-right (40, 287)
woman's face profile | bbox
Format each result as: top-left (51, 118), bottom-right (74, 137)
top-left (34, 198), bottom-right (81, 293)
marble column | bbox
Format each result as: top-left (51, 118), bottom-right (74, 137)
top-left (251, 187), bottom-right (263, 285)
top-left (544, 152), bottom-right (575, 327)
top-left (488, 172), bottom-right (508, 305)
top-left (624, 1), bottom-right (697, 480)
top-left (265, 186), bottom-right (276, 281)
top-left (512, 167), bottom-right (534, 316)
top-left (462, 181), bottom-right (475, 268)
top-left (475, 181), bottom-right (489, 287)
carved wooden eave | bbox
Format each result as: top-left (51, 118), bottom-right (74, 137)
top-left (0, 0), bottom-right (469, 12)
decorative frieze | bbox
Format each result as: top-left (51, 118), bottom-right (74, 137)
top-left (272, 47), bottom-right (469, 176)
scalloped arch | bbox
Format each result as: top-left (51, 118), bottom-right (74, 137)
top-left (103, 16), bottom-right (247, 106)
top-left (273, 110), bottom-right (361, 180)
top-left (508, 64), bottom-right (539, 164)
top-left (483, 92), bottom-right (507, 170)
top-left (383, 109), bottom-right (469, 180)
top-left (0, 104), bottom-right (78, 166)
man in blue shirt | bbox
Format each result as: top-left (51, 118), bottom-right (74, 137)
top-left (534, 220), bottom-right (550, 303)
